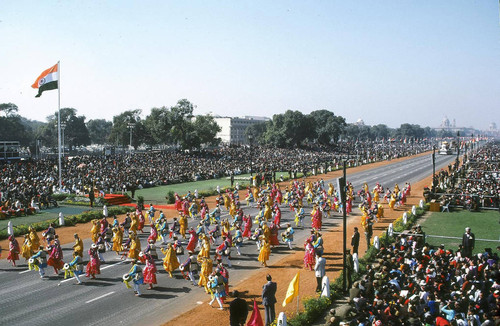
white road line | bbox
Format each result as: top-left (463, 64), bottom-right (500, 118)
top-left (60, 261), bottom-right (124, 284)
top-left (19, 270), bottom-right (31, 274)
top-left (85, 291), bottom-right (115, 304)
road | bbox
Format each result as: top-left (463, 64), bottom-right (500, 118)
top-left (0, 153), bottom-right (456, 326)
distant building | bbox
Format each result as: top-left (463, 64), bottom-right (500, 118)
top-left (213, 116), bottom-right (269, 145)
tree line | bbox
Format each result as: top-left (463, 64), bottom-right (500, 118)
top-left (0, 100), bottom-right (454, 153)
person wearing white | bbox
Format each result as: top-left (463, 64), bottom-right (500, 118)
top-left (314, 252), bottom-right (326, 293)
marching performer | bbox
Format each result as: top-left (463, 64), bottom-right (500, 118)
top-left (21, 234), bottom-right (33, 261)
top-left (28, 226), bottom-right (40, 253)
top-left (216, 236), bottom-right (232, 268)
top-left (112, 226), bottom-right (124, 255)
top-left (86, 244), bottom-right (101, 279)
top-left (257, 236), bottom-right (270, 267)
top-left (180, 251), bottom-right (198, 286)
top-left (197, 256), bottom-right (213, 292)
top-left (124, 260), bottom-right (144, 296)
top-left (233, 226), bottom-right (243, 256)
top-left (127, 231), bottom-right (141, 260)
top-left (282, 223), bottom-right (295, 249)
top-left (161, 243), bottom-right (180, 278)
top-left (143, 253), bottom-right (157, 290)
top-left (7, 235), bottom-right (20, 267)
top-left (303, 239), bottom-right (315, 271)
top-left (67, 251), bottom-right (84, 284)
top-left (90, 220), bottom-right (99, 243)
top-left (186, 227), bottom-right (198, 253)
top-left (72, 233), bottom-right (84, 258)
top-left (47, 235), bottom-right (64, 275)
top-left (30, 246), bottom-right (47, 278)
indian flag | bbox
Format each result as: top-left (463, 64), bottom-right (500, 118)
top-left (32, 63), bottom-right (58, 97)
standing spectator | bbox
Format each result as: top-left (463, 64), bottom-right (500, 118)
top-left (462, 227), bottom-right (475, 258)
top-left (345, 249), bottom-right (353, 290)
top-left (351, 227), bottom-right (360, 255)
top-left (314, 252), bottom-right (326, 293)
top-left (89, 187), bottom-right (95, 208)
top-left (229, 290), bottom-right (248, 326)
top-left (363, 216), bottom-right (373, 251)
top-left (262, 274), bottom-right (277, 326)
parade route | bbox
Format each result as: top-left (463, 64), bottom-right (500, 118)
top-left (0, 153), bottom-right (457, 326)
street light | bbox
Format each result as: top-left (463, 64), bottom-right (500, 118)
top-left (432, 145), bottom-right (436, 193)
top-left (128, 122), bottom-right (135, 153)
top-left (60, 122), bottom-right (66, 157)
top-left (248, 134), bottom-right (253, 177)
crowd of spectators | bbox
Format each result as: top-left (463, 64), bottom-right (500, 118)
top-left (344, 226), bottom-right (499, 325)
top-left (0, 141), bottom-right (432, 212)
top-left (434, 142), bottom-right (500, 210)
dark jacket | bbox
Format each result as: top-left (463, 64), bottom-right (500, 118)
top-left (262, 281), bottom-right (277, 306)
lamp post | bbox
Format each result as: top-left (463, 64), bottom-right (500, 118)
top-left (432, 145), bottom-right (436, 193)
top-left (60, 122), bottom-right (66, 157)
top-left (248, 134), bottom-right (253, 177)
top-left (456, 131), bottom-right (460, 167)
top-left (128, 122), bottom-right (135, 153)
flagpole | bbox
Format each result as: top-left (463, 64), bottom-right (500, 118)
top-left (57, 60), bottom-right (62, 190)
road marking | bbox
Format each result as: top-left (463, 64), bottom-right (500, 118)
top-left (19, 270), bottom-right (31, 274)
top-left (86, 291), bottom-right (115, 304)
top-left (59, 261), bottom-right (124, 284)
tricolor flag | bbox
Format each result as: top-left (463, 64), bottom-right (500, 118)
top-left (32, 63), bottom-right (59, 97)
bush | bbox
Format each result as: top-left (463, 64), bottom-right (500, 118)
top-left (166, 191), bottom-right (176, 204)
top-left (288, 296), bottom-right (331, 326)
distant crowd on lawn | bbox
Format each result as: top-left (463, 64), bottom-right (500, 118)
top-left (433, 142), bottom-right (500, 210)
top-left (0, 140), bottom-right (431, 213)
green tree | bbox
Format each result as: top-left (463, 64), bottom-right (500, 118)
top-left (308, 110), bottom-right (346, 144)
top-left (87, 119), bottom-right (112, 144)
top-left (143, 106), bottom-right (172, 145)
top-left (0, 103), bottom-right (32, 146)
top-left (37, 108), bottom-right (90, 148)
top-left (370, 124), bottom-right (391, 140)
top-left (108, 109), bottom-right (147, 148)
top-left (192, 114), bottom-right (221, 147)
top-left (169, 99), bottom-right (195, 147)
top-left (262, 110), bottom-right (314, 147)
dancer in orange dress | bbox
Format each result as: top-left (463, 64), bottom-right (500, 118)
top-left (7, 235), bottom-right (20, 267)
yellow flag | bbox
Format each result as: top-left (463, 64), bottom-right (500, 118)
top-left (282, 271), bottom-right (300, 307)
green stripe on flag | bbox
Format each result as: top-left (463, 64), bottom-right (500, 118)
top-left (36, 81), bottom-right (58, 97)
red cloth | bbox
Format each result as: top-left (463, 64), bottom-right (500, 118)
top-left (143, 261), bottom-right (157, 284)
top-left (186, 230), bottom-right (198, 252)
top-left (246, 299), bottom-right (264, 326)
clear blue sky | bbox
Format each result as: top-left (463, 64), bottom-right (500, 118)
top-left (1, 1), bottom-right (499, 129)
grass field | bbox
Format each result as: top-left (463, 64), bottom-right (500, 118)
top-left (127, 171), bottom-right (297, 203)
top-left (419, 209), bottom-right (500, 255)
top-left (0, 205), bottom-right (99, 230)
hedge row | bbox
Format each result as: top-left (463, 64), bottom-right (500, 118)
top-left (0, 206), bottom-right (134, 241)
top-left (286, 203), bottom-right (429, 326)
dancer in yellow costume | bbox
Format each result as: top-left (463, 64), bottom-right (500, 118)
top-left (21, 234), bottom-right (33, 260)
top-left (198, 234), bottom-right (211, 259)
top-left (90, 220), bottom-right (99, 243)
top-left (28, 226), bottom-right (40, 253)
top-left (130, 213), bottom-right (139, 234)
top-left (263, 202), bottom-right (272, 221)
top-left (161, 243), bottom-right (180, 277)
top-left (372, 186), bottom-right (380, 202)
top-left (112, 226), bottom-right (123, 254)
top-left (179, 213), bottom-right (188, 239)
top-left (257, 236), bottom-right (271, 267)
top-left (197, 256), bottom-right (213, 292)
top-left (376, 203), bottom-right (384, 219)
top-left (389, 193), bottom-right (396, 210)
top-left (72, 233), bottom-right (84, 258)
top-left (262, 223), bottom-right (271, 241)
top-left (128, 232), bottom-right (141, 260)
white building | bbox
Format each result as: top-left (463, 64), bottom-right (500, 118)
top-left (213, 116), bottom-right (269, 145)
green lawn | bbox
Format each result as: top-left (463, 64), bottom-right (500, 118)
top-left (0, 205), bottom-right (99, 229)
top-left (127, 171), bottom-right (296, 204)
top-left (419, 209), bottom-right (500, 255)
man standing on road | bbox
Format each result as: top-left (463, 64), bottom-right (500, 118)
top-left (351, 227), bottom-right (360, 255)
top-left (314, 252), bottom-right (326, 293)
top-left (462, 227), bottom-right (475, 258)
top-left (229, 290), bottom-right (248, 326)
top-left (262, 274), bottom-right (277, 326)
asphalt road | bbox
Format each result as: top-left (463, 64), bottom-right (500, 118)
top-left (0, 153), bottom-right (456, 326)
